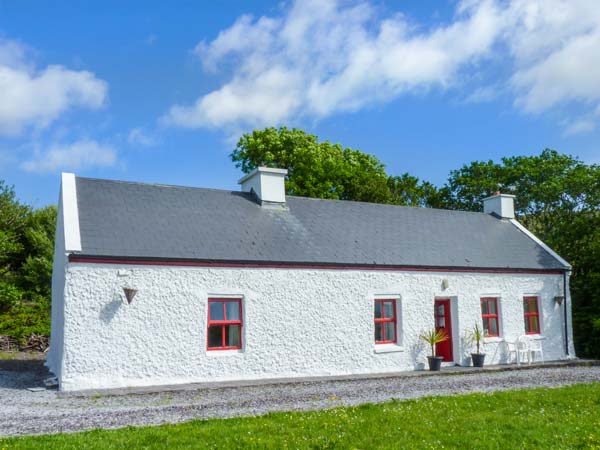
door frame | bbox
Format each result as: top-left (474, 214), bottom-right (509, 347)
top-left (434, 298), bottom-right (454, 362)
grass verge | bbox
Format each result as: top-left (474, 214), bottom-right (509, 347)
top-left (1, 383), bottom-right (599, 449)
top-left (0, 352), bottom-right (17, 360)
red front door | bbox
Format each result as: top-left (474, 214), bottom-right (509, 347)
top-left (434, 299), bottom-right (453, 362)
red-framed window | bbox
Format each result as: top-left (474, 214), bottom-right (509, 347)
top-left (374, 299), bottom-right (397, 344)
top-left (207, 298), bottom-right (242, 350)
top-left (523, 296), bottom-right (541, 334)
top-left (480, 297), bottom-right (499, 337)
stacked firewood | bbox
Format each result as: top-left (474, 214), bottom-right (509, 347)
top-left (0, 335), bottom-right (19, 352)
top-left (22, 334), bottom-right (50, 352)
top-left (0, 334), bottom-right (49, 352)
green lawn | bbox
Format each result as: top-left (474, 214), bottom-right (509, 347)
top-left (2, 383), bottom-right (600, 449)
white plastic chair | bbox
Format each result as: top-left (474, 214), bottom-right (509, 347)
top-left (506, 340), bottom-right (517, 364)
top-left (528, 338), bottom-right (544, 363)
top-left (515, 335), bottom-right (530, 365)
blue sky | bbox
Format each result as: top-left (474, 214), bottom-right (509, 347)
top-left (1, 0), bottom-right (599, 207)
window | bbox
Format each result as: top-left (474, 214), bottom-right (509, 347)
top-left (523, 296), bottom-right (540, 334)
top-left (374, 299), bottom-right (397, 344)
top-left (207, 298), bottom-right (242, 350)
top-left (480, 297), bottom-right (499, 337)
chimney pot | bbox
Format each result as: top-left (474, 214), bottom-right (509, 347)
top-left (238, 167), bottom-right (288, 206)
top-left (483, 192), bottom-right (516, 219)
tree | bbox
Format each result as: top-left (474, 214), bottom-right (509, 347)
top-left (0, 181), bottom-right (30, 276)
top-left (0, 182), bottom-right (55, 341)
top-left (442, 149), bottom-right (600, 213)
top-left (21, 206), bottom-right (56, 298)
top-left (441, 149), bottom-right (600, 358)
top-left (231, 127), bottom-right (392, 203)
top-left (232, 127), bottom-right (441, 207)
top-left (387, 173), bottom-right (444, 208)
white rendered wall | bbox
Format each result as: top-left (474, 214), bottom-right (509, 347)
top-left (47, 173), bottom-right (81, 377)
top-left (46, 196), bottom-right (66, 377)
top-left (58, 264), bottom-right (572, 391)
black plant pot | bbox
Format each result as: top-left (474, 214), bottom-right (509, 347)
top-left (471, 353), bottom-right (486, 368)
top-left (427, 356), bottom-right (444, 371)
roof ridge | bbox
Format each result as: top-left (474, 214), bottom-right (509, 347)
top-left (287, 195), bottom-right (488, 216)
top-left (77, 176), bottom-right (487, 216)
top-left (76, 176), bottom-right (239, 195)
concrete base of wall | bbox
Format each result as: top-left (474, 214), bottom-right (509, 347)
top-left (58, 358), bottom-right (599, 398)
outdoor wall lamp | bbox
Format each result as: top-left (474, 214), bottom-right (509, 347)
top-left (441, 279), bottom-right (449, 290)
top-left (554, 295), bottom-right (564, 306)
top-left (123, 287), bottom-right (138, 304)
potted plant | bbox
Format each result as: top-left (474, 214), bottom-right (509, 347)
top-left (470, 323), bottom-right (486, 367)
top-left (420, 329), bottom-right (448, 371)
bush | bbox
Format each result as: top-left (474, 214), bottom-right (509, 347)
top-left (0, 293), bottom-right (50, 343)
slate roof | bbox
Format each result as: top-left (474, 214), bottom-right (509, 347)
top-left (74, 177), bottom-right (568, 271)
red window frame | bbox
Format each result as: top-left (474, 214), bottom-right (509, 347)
top-left (480, 297), bottom-right (499, 337)
top-left (523, 296), bottom-right (541, 335)
top-left (374, 299), bottom-right (397, 344)
top-left (207, 298), bottom-right (243, 351)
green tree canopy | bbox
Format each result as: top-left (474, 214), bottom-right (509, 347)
top-left (0, 182), bottom-right (55, 341)
top-left (0, 181), bottom-right (30, 276)
top-left (21, 206), bottom-right (56, 298)
top-left (231, 127), bottom-right (437, 206)
top-left (387, 174), bottom-right (444, 208)
top-left (442, 149), bottom-right (600, 216)
top-left (232, 127), bottom-right (391, 203)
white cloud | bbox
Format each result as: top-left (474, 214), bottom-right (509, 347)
top-left (563, 118), bottom-right (596, 136)
top-left (464, 85), bottom-right (500, 104)
top-left (128, 127), bottom-right (158, 147)
top-left (562, 105), bottom-right (600, 136)
top-left (164, 0), bottom-right (600, 135)
top-left (506, 0), bottom-right (600, 114)
top-left (21, 139), bottom-right (117, 173)
top-left (164, 0), bottom-right (503, 130)
top-left (0, 38), bottom-right (108, 136)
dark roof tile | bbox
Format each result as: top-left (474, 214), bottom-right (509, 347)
top-left (74, 177), bottom-right (567, 270)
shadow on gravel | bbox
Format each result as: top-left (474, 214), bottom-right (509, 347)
top-left (0, 359), bottom-right (50, 390)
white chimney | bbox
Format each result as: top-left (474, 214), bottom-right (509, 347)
top-left (483, 192), bottom-right (516, 219)
top-left (238, 167), bottom-right (288, 206)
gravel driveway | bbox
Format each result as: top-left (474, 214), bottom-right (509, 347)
top-left (1, 360), bottom-right (599, 437)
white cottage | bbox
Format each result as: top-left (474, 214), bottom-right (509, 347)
top-left (47, 168), bottom-right (575, 391)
